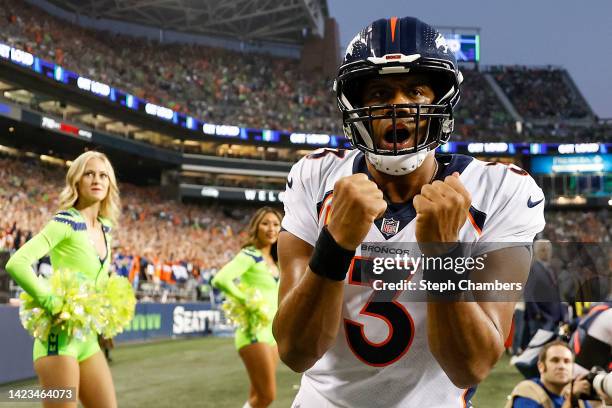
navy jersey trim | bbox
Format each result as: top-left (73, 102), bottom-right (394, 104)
top-left (241, 249), bottom-right (264, 263)
top-left (353, 153), bottom-right (473, 179)
top-left (468, 206), bottom-right (487, 233)
top-left (434, 154), bottom-right (474, 180)
top-left (463, 386), bottom-right (477, 407)
top-left (352, 151), bottom-right (367, 175)
top-left (350, 153), bottom-right (475, 240)
top-left (53, 217), bottom-right (87, 231)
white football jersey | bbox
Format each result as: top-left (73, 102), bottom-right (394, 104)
top-left (282, 148), bottom-right (545, 408)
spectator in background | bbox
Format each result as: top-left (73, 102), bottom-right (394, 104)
top-left (523, 240), bottom-right (567, 346)
top-left (506, 340), bottom-right (593, 408)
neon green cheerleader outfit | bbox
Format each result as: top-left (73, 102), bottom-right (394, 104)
top-left (6, 207), bottom-right (112, 362)
top-left (212, 246), bottom-right (279, 350)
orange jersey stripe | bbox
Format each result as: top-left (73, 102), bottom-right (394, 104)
top-left (461, 388), bottom-right (469, 408)
top-left (318, 193), bottom-right (334, 220)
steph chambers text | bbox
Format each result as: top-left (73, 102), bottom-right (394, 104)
top-left (371, 279), bottom-right (523, 292)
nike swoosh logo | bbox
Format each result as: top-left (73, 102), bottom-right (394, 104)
top-left (527, 196), bottom-right (544, 208)
top-left (287, 176), bottom-right (293, 189)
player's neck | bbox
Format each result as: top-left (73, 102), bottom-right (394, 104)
top-left (367, 155), bottom-right (437, 203)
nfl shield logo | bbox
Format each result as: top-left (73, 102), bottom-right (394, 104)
top-left (380, 218), bottom-right (400, 236)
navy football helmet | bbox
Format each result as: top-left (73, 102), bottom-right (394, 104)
top-left (335, 16), bottom-right (463, 175)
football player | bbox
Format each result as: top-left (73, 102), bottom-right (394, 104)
top-left (273, 16), bottom-right (545, 407)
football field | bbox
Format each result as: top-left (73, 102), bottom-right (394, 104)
top-left (0, 336), bottom-right (523, 407)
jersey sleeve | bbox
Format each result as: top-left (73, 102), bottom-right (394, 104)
top-left (281, 156), bottom-right (320, 247)
top-left (211, 248), bottom-right (258, 303)
top-left (5, 213), bottom-right (72, 312)
top-left (479, 167), bottom-right (545, 244)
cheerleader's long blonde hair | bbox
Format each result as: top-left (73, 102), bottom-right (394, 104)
top-left (57, 151), bottom-right (121, 225)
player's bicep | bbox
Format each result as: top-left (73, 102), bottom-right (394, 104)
top-left (277, 230), bottom-right (313, 305)
top-left (473, 246), bottom-right (532, 339)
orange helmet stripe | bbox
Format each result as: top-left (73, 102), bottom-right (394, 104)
top-left (390, 16), bottom-right (398, 43)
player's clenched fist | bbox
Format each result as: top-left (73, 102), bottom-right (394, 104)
top-left (327, 174), bottom-right (387, 250)
top-left (413, 172), bottom-right (471, 250)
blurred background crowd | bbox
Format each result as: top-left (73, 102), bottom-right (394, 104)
top-left (1, 153), bottom-right (610, 305)
top-left (0, 0), bottom-right (609, 142)
top-left (0, 154), bottom-right (250, 302)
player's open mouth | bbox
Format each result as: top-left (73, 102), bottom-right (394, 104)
top-left (380, 126), bottom-right (413, 150)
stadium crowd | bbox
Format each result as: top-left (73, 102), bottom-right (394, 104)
top-left (490, 66), bottom-right (592, 120)
top-left (542, 210), bottom-right (611, 243)
top-left (1, 152), bottom-right (610, 305)
top-left (537, 210), bottom-right (611, 304)
top-left (1, 0), bottom-right (607, 145)
top-left (0, 154), bottom-right (253, 302)
top-left (0, 0), bottom-right (339, 134)
top-left (453, 69), bottom-right (516, 141)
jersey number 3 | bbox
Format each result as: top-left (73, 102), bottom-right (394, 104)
top-left (344, 257), bottom-right (415, 367)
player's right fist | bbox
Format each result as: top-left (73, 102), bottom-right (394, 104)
top-left (326, 174), bottom-right (387, 251)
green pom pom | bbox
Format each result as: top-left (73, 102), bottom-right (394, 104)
top-left (222, 284), bottom-right (272, 339)
top-left (98, 275), bottom-right (137, 338)
top-left (19, 270), bottom-right (136, 341)
top-left (19, 269), bottom-right (104, 341)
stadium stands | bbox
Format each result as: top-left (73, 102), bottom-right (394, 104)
top-left (1, 153), bottom-right (609, 304)
top-left (541, 210), bottom-right (611, 243)
top-left (1, 0), bottom-right (607, 143)
top-left (0, 0), bottom-right (340, 134)
top-left (490, 66), bottom-right (592, 120)
top-left (453, 69), bottom-right (516, 141)
top-left (0, 1), bottom-right (609, 304)
top-left (0, 154), bottom-right (252, 302)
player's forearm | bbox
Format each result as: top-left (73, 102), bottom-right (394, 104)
top-left (273, 269), bottom-right (344, 372)
top-left (427, 302), bottom-right (505, 388)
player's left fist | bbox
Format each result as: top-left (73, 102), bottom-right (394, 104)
top-left (413, 172), bottom-right (471, 251)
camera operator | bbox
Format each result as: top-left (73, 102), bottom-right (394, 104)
top-left (572, 303), bottom-right (612, 406)
top-left (507, 340), bottom-right (594, 408)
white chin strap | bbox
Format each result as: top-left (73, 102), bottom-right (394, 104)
top-left (366, 150), bottom-right (433, 175)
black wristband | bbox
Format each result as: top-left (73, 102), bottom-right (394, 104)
top-left (308, 226), bottom-right (356, 281)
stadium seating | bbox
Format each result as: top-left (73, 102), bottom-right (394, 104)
top-left (1, 153), bottom-right (610, 304)
top-left (1, 0), bottom-right (606, 142)
top-left (490, 66), bottom-right (592, 120)
top-left (0, 154), bottom-right (249, 302)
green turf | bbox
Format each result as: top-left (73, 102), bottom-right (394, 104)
top-left (472, 352), bottom-right (524, 407)
top-left (0, 337), bottom-right (523, 407)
